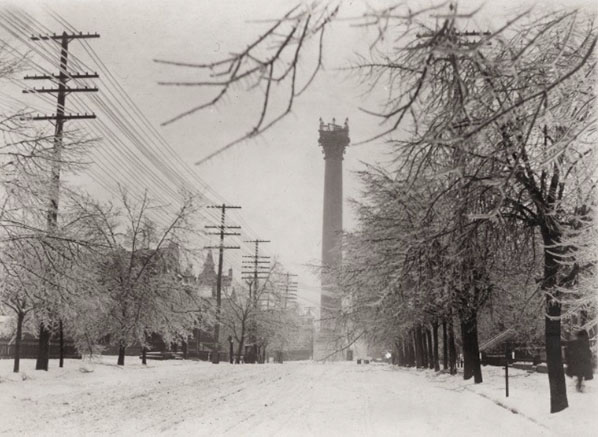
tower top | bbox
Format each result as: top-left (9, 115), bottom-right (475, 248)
top-left (319, 117), bottom-right (349, 133)
top-left (318, 117), bottom-right (350, 160)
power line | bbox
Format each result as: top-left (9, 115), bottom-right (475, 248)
top-left (2, 9), bottom-right (280, 279)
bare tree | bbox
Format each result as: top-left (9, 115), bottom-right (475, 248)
top-left (0, 241), bottom-right (39, 373)
top-left (219, 261), bottom-right (288, 363)
top-left (75, 187), bottom-right (200, 365)
top-left (155, 2), bottom-right (339, 164)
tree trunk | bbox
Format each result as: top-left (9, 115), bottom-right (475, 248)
top-left (236, 332), bottom-right (245, 364)
top-left (212, 324), bottom-right (220, 364)
top-left (395, 339), bottom-right (402, 366)
top-left (412, 329), bottom-right (419, 367)
top-left (35, 322), bottom-right (50, 371)
top-left (229, 338), bottom-right (234, 364)
top-left (400, 337), bottom-right (408, 366)
top-left (141, 346), bottom-right (147, 365)
top-left (460, 312), bottom-right (482, 383)
top-left (432, 322), bottom-right (440, 371)
top-left (182, 339), bottom-right (188, 360)
top-left (422, 329), bottom-right (428, 367)
top-left (117, 344), bottom-right (126, 366)
top-left (461, 321), bottom-right (472, 379)
top-left (13, 311), bottom-right (25, 373)
top-left (196, 328), bottom-right (201, 357)
top-left (409, 333), bottom-right (416, 366)
top-left (448, 319), bottom-right (457, 375)
top-left (426, 329), bottom-right (434, 369)
top-left (542, 235), bottom-right (568, 413)
top-left (442, 320), bottom-right (448, 370)
top-left (59, 319), bottom-right (64, 368)
top-left (414, 327), bottom-right (424, 368)
top-left (421, 328), bottom-right (428, 368)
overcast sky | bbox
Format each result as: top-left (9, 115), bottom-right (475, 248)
top-left (2, 0), bottom-right (595, 312)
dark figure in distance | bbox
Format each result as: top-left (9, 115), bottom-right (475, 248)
top-left (565, 330), bottom-right (593, 392)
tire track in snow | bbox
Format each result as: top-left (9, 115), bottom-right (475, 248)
top-left (263, 364), bottom-right (328, 437)
top-left (216, 365), bottom-right (320, 436)
top-left (148, 366), bottom-right (282, 433)
top-left (361, 393), bottom-right (374, 436)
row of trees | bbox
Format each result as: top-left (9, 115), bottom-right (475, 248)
top-left (0, 126), bottom-right (305, 371)
top-left (334, 5), bottom-right (597, 414)
top-left (0, 169), bottom-right (203, 368)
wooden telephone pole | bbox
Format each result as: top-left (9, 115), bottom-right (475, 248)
top-left (242, 239), bottom-right (271, 305)
top-left (283, 273), bottom-right (298, 309)
top-left (241, 239), bottom-right (270, 363)
top-left (24, 31), bottom-right (99, 371)
top-left (205, 204), bottom-right (241, 364)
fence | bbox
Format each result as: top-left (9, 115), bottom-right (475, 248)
top-left (0, 339), bottom-right (81, 359)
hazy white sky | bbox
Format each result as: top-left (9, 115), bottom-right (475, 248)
top-left (2, 0), bottom-right (595, 311)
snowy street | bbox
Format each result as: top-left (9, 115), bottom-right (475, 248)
top-left (1, 358), bottom-right (596, 436)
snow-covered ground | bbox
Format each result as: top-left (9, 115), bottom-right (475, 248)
top-left (0, 357), bottom-right (596, 436)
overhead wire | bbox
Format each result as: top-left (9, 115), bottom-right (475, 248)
top-left (0, 33), bottom-right (178, 228)
top-left (42, 14), bottom-right (256, 267)
top-left (0, 12), bottom-right (221, 234)
top-left (0, 29), bottom-right (208, 246)
top-left (43, 11), bottom-right (268, 242)
top-left (11, 9), bottom-right (300, 284)
top-left (0, 8), bottom-right (279, 275)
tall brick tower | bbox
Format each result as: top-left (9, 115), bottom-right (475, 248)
top-left (316, 118), bottom-right (349, 358)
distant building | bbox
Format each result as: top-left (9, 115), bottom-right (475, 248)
top-left (196, 250), bottom-right (233, 298)
top-left (183, 250), bottom-right (235, 360)
top-left (101, 247), bottom-right (235, 360)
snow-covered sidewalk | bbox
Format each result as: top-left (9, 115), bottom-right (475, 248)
top-left (404, 364), bottom-right (598, 436)
top-left (0, 358), bottom-right (596, 436)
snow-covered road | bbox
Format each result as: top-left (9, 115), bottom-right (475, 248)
top-left (0, 358), bottom-right (595, 436)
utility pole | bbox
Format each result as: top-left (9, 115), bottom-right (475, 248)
top-left (304, 306), bottom-right (316, 360)
top-left (283, 273), bottom-right (298, 309)
top-left (24, 31), bottom-right (99, 371)
top-left (205, 204), bottom-right (241, 364)
top-left (241, 240), bottom-right (271, 306)
top-left (275, 272), bottom-right (297, 364)
top-left (241, 239), bottom-right (270, 363)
